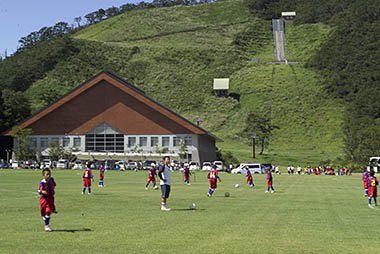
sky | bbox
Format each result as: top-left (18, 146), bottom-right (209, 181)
top-left (0, 0), bottom-right (144, 55)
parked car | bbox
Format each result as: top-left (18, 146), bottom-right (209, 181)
top-left (262, 163), bottom-right (274, 172)
top-left (202, 162), bottom-right (212, 171)
top-left (189, 161), bottom-right (200, 171)
top-left (72, 160), bottom-right (84, 170)
top-left (25, 160), bottom-right (39, 169)
top-left (115, 161), bottom-right (127, 171)
top-left (231, 163), bottom-right (264, 174)
top-left (40, 159), bottom-right (52, 169)
top-left (56, 159), bottom-right (69, 169)
top-left (213, 161), bottom-right (224, 171)
top-left (0, 159), bottom-right (8, 168)
top-left (127, 161), bottom-right (138, 170)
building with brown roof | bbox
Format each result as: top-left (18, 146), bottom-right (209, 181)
top-left (3, 71), bottom-right (216, 164)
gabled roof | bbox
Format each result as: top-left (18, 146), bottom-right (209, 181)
top-left (3, 70), bottom-right (215, 140)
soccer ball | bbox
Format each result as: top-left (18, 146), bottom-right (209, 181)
top-left (224, 192), bottom-right (230, 197)
top-left (235, 184), bottom-right (240, 188)
top-left (189, 203), bottom-right (196, 210)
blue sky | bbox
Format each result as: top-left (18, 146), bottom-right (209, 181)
top-left (0, 0), bottom-right (144, 55)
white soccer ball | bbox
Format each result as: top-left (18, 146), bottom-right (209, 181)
top-left (189, 203), bottom-right (196, 210)
top-left (235, 184), bottom-right (240, 188)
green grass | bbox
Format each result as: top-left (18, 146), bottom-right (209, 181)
top-left (0, 169), bottom-right (378, 253)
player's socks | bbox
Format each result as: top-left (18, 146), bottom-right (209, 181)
top-left (88, 187), bottom-right (91, 194)
top-left (368, 198), bottom-right (372, 205)
top-left (374, 198), bottom-right (377, 205)
top-left (82, 187), bottom-right (86, 194)
top-left (44, 215), bottom-right (50, 226)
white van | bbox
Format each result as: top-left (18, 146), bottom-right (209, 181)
top-left (231, 163), bottom-right (264, 174)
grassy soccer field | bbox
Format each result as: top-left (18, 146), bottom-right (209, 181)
top-left (0, 169), bottom-right (378, 254)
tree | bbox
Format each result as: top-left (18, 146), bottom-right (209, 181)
top-left (74, 17), bottom-right (82, 28)
top-left (105, 7), bottom-right (120, 18)
top-left (84, 12), bottom-right (97, 24)
top-left (178, 139), bottom-right (188, 160)
top-left (48, 141), bottom-right (65, 161)
top-left (12, 127), bottom-right (34, 161)
top-left (0, 89), bottom-right (31, 132)
top-left (241, 112), bottom-right (279, 155)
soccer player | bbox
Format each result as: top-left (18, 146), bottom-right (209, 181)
top-left (145, 163), bottom-right (158, 190)
top-left (367, 170), bottom-right (378, 208)
top-left (82, 163), bottom-right (93, 195)
top-left (362, 169), bottom-right (370, 197)
top-left (38, 168), bottom-right (57, 232)
top-left (266, 168), bottom-right (275, 193)
top-left (98, 163), bottom-right (105, 187)
top-left (246, 167), bottom-right (254, 188)
top-left (207, 165), bottom-right (221, 197)
top-left (183, 163), bottom-right (191, 185)
top-left (158, 156), bottom-right (172, 211)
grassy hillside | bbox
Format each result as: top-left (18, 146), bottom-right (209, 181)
top-left (24, 0), bottom-right (344, 166)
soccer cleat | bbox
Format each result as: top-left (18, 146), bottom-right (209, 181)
top-left (145, 187), bottom-right (148, 190)
top-left (88, 193), bottom-right (92, 195)
top-left (368, 204), bottom-right (375, 209)
top-left (265, 191), bottom-right (269, 193)
top-left (161, 206), bottom-right (171, 211)
top-left (81, 192), bottom-right (85, 195)
top-left (44, 225), bottom-right (52, 232)
top-left (271, 190), bottom-right (275, 193)
top-left (154, 186), bottom-right (158, 190)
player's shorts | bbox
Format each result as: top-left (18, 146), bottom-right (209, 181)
top-left (83, 178), bottom-right (92, 187)
top-left (267, 180), bottom-right (273, 187)
top-left (210, 180), bottom-right (217, 189)
top-left (184, 175), bottom-right (189, 181)
top-left (99, 173), bottom-right (104, 180)
top-left (161, 184), bottom-right (171, 199)
top-left (247, 177), bottom-right (252, 184)
top-left (147, 176), bottom-right (156, 183)
top-left (40, 198), bottom-right (55, 217)
top-left (368, 187), bottom-right (377, 198)
top-left (363, 182), bottom-right (368, 190)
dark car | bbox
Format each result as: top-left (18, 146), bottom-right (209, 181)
top-left (262, 163), bottom-right (274, 172)
top-left (0, 159), bottom-right (8, 168)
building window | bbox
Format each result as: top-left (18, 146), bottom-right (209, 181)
top-left (74, 137), bottom-right (81, 148)
top-left (40, 138), bottom-right (48, 149)
top-left (150, 137), bottom-right (158, 147)
top-left (29, 138), bottom-right (37, 149)
top-left (85, 123), bottom-right (124, 152)
top-left (173, 136), bottom-right (182, 147)
top-left (184, 136), bottom-right (192, 146)
top-left (162, 136), bottom-right (170, 147)
top-left (139, 137), bottom-right (147, 147)
top-left (51, 137), bottom-right (59, 145)
top-left (128, 137), bottom-right (136, 148)
top-left (63, 137), bottom-right (70, 147)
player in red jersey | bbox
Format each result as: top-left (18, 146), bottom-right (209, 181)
top-left (98, 163), bottom-right (105, 187)
top-left (82, 163), bottom-right (93, 195)
top-left (38, 168), bottom-right (56, 232)
top-left (145, 163), bottom-right (158, 190)
top-left (265, 169), bottom-right (275, 193)
top-left (207, 165), bottom-right (221, 197)
top-left (362, 169), bottom-right (370, 197)
top-left (183, 163), bottom-right (191, 185)
top-left (246, 167), bottom-right (255, 188)
top-left (367, 170), bottom-right (378, 208)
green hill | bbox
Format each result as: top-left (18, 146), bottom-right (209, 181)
top-left (14, 0), bottom-right (346, 165)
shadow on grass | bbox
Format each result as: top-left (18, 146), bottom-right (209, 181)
top-left (171, 208), bottom-right (207, 212)
top-left (52, 228), bottom-right (92, 233)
